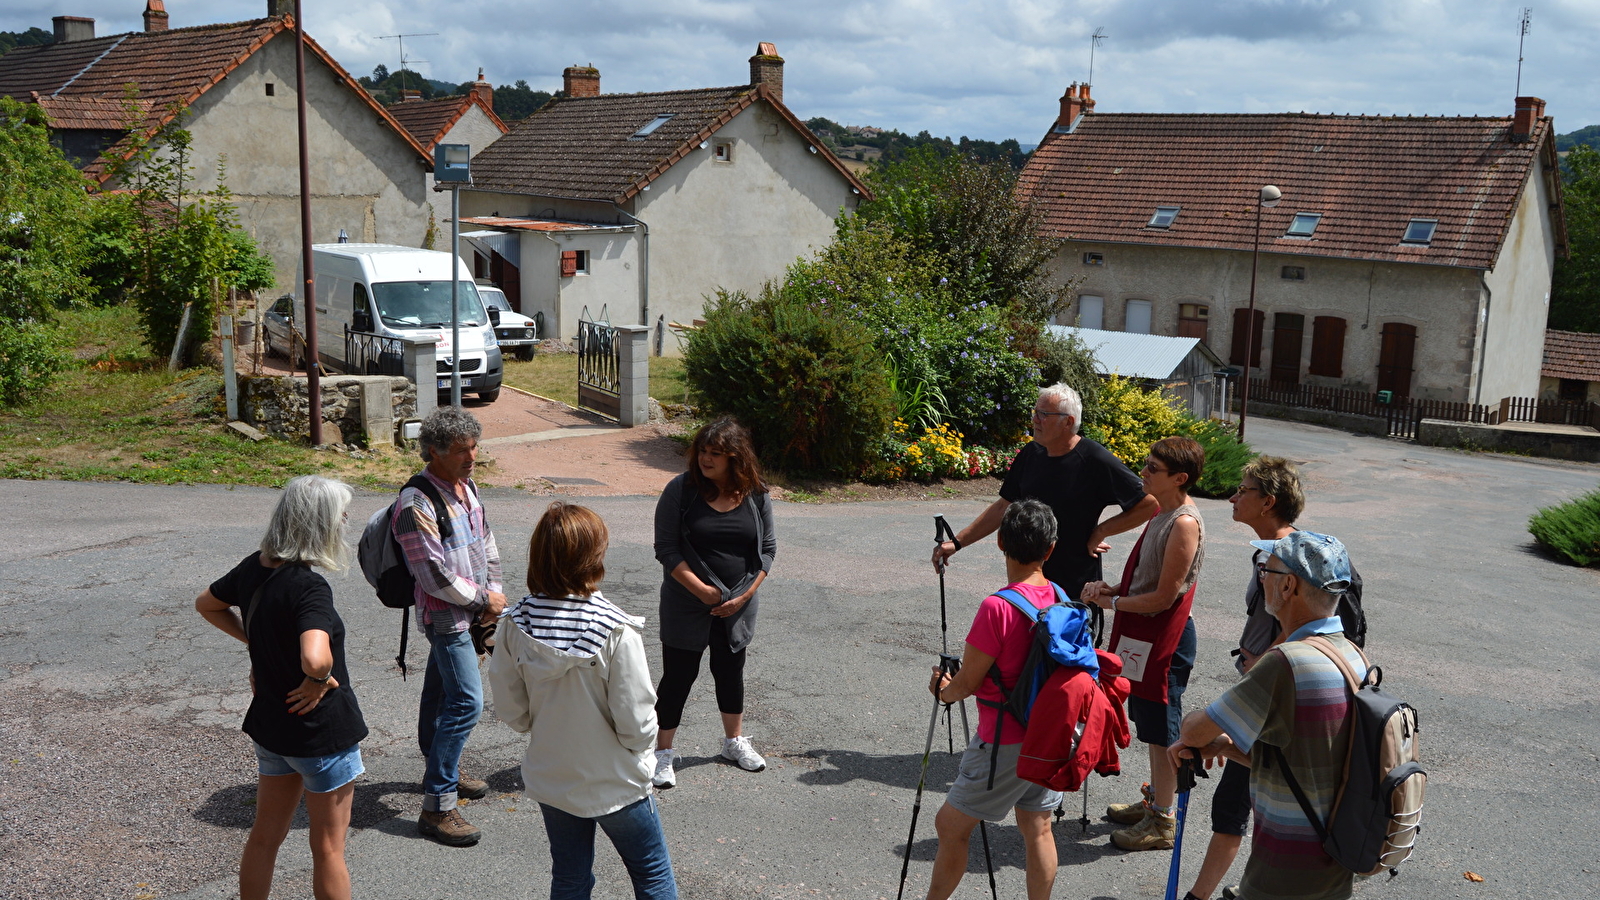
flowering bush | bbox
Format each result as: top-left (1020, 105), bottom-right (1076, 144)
top-left (1081, 374), bottom-right (1249, 497)
top-left (864, 421), bottom-right (1026, 483)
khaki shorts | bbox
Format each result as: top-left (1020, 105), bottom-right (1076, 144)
top-left (944, 735), bottom-right (1063, 823)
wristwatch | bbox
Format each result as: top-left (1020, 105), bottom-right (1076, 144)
top-left (1110, 595), bottom-right (1120, 612)
top-left (305, 671), bottom-right (331, 684)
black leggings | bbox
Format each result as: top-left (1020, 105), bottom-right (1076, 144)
top-left (655, 618), bottom-right (745, 730)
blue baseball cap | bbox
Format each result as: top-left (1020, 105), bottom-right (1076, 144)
top-left (1250, 531), bottom-right (1352, 593)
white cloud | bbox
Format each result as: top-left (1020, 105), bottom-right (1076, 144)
top-left (4, 0), bottom-right (1595, 140)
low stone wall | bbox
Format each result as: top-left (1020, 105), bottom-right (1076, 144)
top-left (1416, 419), bottom-right (1600, 462)
top-left (241, 375), bottom-right (416, 447)
top-left (1238, 400), bottom-right (1392, 437)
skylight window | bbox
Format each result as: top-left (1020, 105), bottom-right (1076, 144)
top-left (630, 114), bottom-right (675, 139)
top-left (1147, 206), bottom-right (1180, 229)
top-left (1286, 212), bottom-right (1322, 237)
top-left (1402, 218), bottom-right (1437, 245)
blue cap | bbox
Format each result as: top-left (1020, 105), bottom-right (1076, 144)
top-left (1249, 531), bottom-right (1352, 593)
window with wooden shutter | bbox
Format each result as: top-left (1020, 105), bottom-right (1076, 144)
top-left (1308, 316), bottom-right (1346, 377)
top-left (560, 250), bottom-right (578, 278)
top-left (1177, 303), bottom-right (1209, 340)
top-left (1376, 322), bottom-right (1417, 397)
top-left (1230, 308), bottom-right (1264, 368)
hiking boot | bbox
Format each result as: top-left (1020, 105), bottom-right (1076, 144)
top-left (721, 736), bottom-right (766, 772)
top-left (418, 808), bottom-right (482, 847)
top-left (457, 775), bottom-right (489, 801)
top-left (1105, 782), bottom-right (1155, 824)
top-left (1111, 807), bottom-right (1176, 851)
top-left (1221, 888), bottom-right (1240, 900)
top-left (652, 749), bottom-right (676, 789)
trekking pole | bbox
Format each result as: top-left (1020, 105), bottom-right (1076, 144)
top-left (1164, 752), bottom-right (1210, 900)
top-left (897, 653), bottom-right (962, 900)
top-left (954, 695), bottom-right (999, 900)
top-left (934, 515), bottom-right (958, 754)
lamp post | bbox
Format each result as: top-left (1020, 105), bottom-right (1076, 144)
top-left (434, 143), bottom-right (471, 406)
top-left (1237, 184), bottom-right (1281, 441)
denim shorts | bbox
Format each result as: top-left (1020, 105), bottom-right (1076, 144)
top-left (253, 742), bottom-right (364, 793)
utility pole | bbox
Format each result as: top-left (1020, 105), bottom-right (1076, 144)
top-left (294, 0), bottom-right (321, 445)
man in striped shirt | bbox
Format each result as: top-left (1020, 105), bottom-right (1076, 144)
top-left (1169, 532), bottom-right (1363, 900)
top-left (396, 407), bottom-right (505, 847)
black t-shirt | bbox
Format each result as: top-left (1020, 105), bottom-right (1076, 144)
top-left (210, 553), bottom-right (368, 758)
top-left (684, 497), bottom-right (758, 589)
top-left (999, 437), bottom-right (1147, 598)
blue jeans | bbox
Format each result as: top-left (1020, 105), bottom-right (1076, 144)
top-left (539, 796), bottom-right (678, 900)
top-left (418, 625), bottom-right (482, 812)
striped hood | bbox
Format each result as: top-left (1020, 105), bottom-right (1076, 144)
top-left (507, 592), bottom-right (644, 659)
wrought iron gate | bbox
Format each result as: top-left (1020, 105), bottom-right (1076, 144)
top-left (577, 307), bottom-right (620, 420)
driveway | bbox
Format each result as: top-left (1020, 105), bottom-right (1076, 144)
top-left (1, 416), bottom-right (1596, 899)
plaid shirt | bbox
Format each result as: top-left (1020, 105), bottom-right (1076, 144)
top-left (392, 470), bottom-right (502, 633)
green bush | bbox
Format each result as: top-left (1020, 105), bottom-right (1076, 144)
top-left (684, 287), bottom-right (894, 475)
top-left (1529, 490), bottom-right (1600, 566)
top-left (1081, 374), bottom-right (1250, 497)
top-left (1032, 327), bottom-right (1100, 414)
top-left (0, 318), bottom-right (72, 408)
top-left (1184, 416), bottom-right (1251, 498)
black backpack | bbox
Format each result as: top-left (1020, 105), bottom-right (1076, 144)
top-left (1273, 636), bottom-right (1425, 878)
top-left (357, 474), bottom-right (454, 678)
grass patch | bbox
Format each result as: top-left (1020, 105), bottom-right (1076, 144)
top-left (1528, 489), bottom-right (1600, 566)
top-left (0, 306), bottom-right (418, 488)
top-left (501, 352), bottom-right (690, 407)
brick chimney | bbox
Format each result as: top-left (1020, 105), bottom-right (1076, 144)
top-left (1512, 96), bottom-right (1546, 142)
top-left (52, 16), bottom-right (96, 43)
top-left (268, 0), bottom-right (293, 17)
top-left (749, 42), bottom-right (784, 104)
top-left (471, 67), bottom-right (493, 110)
top-left (399, 89), bottom-right (422, 102)
top-left (1056, 82), bottom-right (1096, 130)
top-left (143, 0), bottom-right (169, 32)
top-left (563, 66), bottom-right (600, 98)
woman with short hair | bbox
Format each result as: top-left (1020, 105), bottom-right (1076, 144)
top-left (194, 475), bottom-right (366, 900)
top-left (650, 417), bottom-right (777, 788)
top-left (488, 502), bottom-right (677, 899)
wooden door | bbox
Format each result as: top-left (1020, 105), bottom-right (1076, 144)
top-left (1376, 323), bottom-right (1417, 398)
top-left (1230, 308), bottom-right (1265, 369)
top-left (1270, 313), bottom-right (1304, 385)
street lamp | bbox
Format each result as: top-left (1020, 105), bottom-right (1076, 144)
top-left (1237, 184), bottom-right (1281, 441)
top-left (434, 143), bottom-right (471, 407)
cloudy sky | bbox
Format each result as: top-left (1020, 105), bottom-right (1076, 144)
top-left (7, 1), bottom-right (1597, 143)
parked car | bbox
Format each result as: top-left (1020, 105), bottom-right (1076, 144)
top-left (477, 282), bottom-right (538, 361)
top-left (262, 295), bottom-right (301, 364)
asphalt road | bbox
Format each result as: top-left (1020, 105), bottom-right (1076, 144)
top-left (2, 416), bottom-right (1597, 900)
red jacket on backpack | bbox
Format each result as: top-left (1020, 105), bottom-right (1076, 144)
top-left (1016, 649), bottom-right (1132, 792)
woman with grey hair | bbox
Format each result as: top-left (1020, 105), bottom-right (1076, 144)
top-left (195, 475), bottom-right (368, 900)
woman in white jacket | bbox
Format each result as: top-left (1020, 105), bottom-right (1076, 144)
top-left (489, 502), bottom-right (677, 900)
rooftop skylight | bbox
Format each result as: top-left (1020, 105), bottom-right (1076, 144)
top-left (1402, 218), bottom-right (1437, 245)
top-left (630, 114), bottom-right (676, 139)
top-left (1286, 212), bottom-right (1322, 237)
top-left (1147, 206), bottom-right (1180, 229)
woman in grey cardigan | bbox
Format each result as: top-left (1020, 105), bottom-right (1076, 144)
top-left (651, 418), bottom-right (776, 790)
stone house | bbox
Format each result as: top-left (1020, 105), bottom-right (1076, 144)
top-left (0, 1), bottom-right (434, 293)
top-left (455, 43), bottom-right (871, 350)
top-left (387, 73), bottom-right (509, 195)
top-left (1540, 329), bottom-right (1600, 404)
top-left (1017, 86), bottom-right (1568, 403)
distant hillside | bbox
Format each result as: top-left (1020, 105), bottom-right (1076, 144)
top-left (358, 65), bottom-right (550, 121)
top-left (0, 27), bottom-right (53, 58)
top-left (804, 117), bottom-right (1030, 170)
top-left (1558, 125), bottom-right (1600, 153)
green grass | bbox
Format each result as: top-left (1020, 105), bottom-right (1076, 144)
top-left (501, 352), bottom-right (690, 407)
top-left (0, 306), bottom-right (416, 488)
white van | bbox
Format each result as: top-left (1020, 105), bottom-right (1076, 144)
top-left (307, 243), bottom-right (503, 402)
top-left (476, 282), bottom-right (539, 361)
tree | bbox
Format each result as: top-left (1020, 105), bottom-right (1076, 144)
top-left (484, 80), bottom-right (551, 121)
top-left (1550, 145), bottom-right (1600, 333)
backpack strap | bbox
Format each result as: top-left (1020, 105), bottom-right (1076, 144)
top-left (406, 474), bottom-right (455, 542)
top-left (993, 588), bottom-right (1043, 623)
top-left (1301, 634), bottom-right (1373, 693)
top-left (1269, 636), bottom-right (1371, 847)
top-left (1272, 744), bottom-right (1331, 844)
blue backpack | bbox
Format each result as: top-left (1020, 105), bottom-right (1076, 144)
top-left (982, 584), bottom-right (1101, 737)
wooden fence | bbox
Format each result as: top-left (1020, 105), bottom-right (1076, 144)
top-left (1243, 379), bottom-right (1600, 440)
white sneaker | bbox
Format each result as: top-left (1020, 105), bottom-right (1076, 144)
top-left (721, 736), bottom-right (766, 772)
top-left (652, 749), bottom-right (676, 789)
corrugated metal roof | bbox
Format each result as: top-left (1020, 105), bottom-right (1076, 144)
top-left (1049, 325), bottom-right (1224, 379)
top-left (456, 216), bottom-right (629, 233)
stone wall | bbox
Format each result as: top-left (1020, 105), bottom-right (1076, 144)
top-left (1416, 419), bottom-right (1600, 463)
top-left (241, 374), bottom-right (415, 446)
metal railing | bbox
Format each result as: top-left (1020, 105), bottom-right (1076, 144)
top-left (344, 326), bottom-right (405, 376)
top-left (577, 307), bottom-right (620, 420)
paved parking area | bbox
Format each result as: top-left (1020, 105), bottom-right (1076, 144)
top-left (1, 416), bottom-right (1597, 899)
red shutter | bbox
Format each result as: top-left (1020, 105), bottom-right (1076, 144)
top-left (1376, 323), bottom-right (1417, 397)
top-left (1230, 308), bottom-right (1264, 368)
top-left (560, 251), bottom-right (578, 277)
top-left (1308, 316), bottom-right (1346, 378)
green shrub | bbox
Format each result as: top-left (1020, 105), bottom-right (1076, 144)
top-left (1529, 490), bottom-right (1600, 566)
top-left (1081, 374), bottom-right (1250, 496)
top-left (0, 318), bottom-right (72, 407)
top-left (1031, 327), bottom-right (1100, 413)
top-left (1184, 416), bottom-right (1251, 498)
top-left (684, 287), bottom-right (894, 475)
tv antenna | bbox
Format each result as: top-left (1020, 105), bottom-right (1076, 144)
top-left (1087, 27), bottom-right (1108, 88)
top-left (1514, 8), bottom-right (1531, 96)
top-left (376, 32), bottom-right (438, 94)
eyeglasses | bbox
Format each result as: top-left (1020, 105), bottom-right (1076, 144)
top-left (1032, 409), bottom-right (1072, 420)
top-left (1234, 485), bottom-right (1262, 496)
top-left (1255, 561), bottom-right (1294, 580)
top-left (1141, 460), bottom-right (1169, 475)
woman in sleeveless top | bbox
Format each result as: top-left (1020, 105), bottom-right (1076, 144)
top-left (1082, 435), bottom-right (1206, 853)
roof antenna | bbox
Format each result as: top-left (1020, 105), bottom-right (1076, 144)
top-left (1087, 27), bottom-right (1108, 89)
top-left (376, 32), bottom-right (438, 95)
top-left (1515, 7), bottom-right (1531, 96)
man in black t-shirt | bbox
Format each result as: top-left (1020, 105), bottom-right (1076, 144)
top-left (931, 383), bottom-right (1156, 601)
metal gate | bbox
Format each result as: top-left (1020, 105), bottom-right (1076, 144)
top-left (344, 326), bottom-right (405, 375)
top-left (577, 307), bottom-right (620, 420)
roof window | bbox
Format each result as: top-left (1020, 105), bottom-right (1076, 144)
top-left (1147, 206), bottom-right (1180, 229)
top-left (1285, 212), bottom-right (1322, 237)
top-left (1402, 218), bottom-right (1437, 245)
top-left (630, 114), bottom-right (676, 140)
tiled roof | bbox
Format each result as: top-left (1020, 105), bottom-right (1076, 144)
top-left (1542, 329), bottom-right (1600, 381)
top-left (467, 84), bottom-right (869, 203)
top-left (1017, 113), bottom-right (1565, 271)
top-left (0, 16), bottom-right (429, 181)
top-left (388, 92), bottom-right (506, 153)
